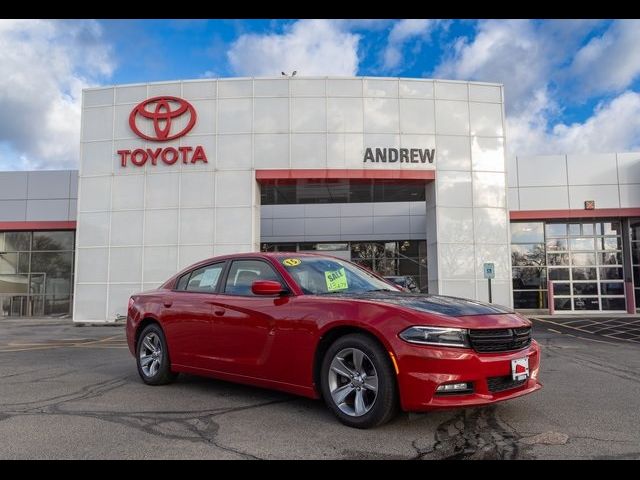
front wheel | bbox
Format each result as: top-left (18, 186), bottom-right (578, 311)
top-left (136, 324), bottom-right (178, 385)
top-left (320, 333), bottom-right (398, 428)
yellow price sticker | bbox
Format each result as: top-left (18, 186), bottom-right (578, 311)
top-left (283, 258), bottom-right (301, 267)
top-left (325, 268), bottom-right (348, 291)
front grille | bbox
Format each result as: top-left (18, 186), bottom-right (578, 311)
top-left (469, 327), bottom-right (531, 353)
top-left (487, 375), bottom-right (527, 393)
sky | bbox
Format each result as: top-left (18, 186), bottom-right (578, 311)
top-left (1, 18), bottom-right (640, 171)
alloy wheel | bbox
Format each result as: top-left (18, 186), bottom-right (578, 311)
top-left (139, 332), bottom-right (163, 377)
top-left (328, 347), bottom-right (378, 417)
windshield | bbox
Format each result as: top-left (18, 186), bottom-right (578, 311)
top-left (280, 256), bottom-right (401, 295)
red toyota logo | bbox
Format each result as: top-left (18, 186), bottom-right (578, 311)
top-left (129, 96), bottom-right (197, 142)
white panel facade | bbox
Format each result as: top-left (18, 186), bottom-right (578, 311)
top-left (511, 151), bottom-right (640, 212)
top-left (426, 80), bottom-right (510, 303)
top-left (76, 77), bottom-right (509, 322)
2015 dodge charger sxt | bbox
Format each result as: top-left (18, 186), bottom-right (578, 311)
top-left (126, 253), bottom-right (541, 428)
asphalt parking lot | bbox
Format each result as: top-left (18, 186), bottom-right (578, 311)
top-left (0, 317), bottom-right (639, 459)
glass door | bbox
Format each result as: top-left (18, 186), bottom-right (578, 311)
top-left (547, 221), bottom-right (626, 312)
top-left (631, 219), bottom-right (640, 312)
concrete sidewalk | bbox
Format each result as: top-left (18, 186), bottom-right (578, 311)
top-left (531, 313), bottom-right (640, 320)
top-left (0, 317), bottom-right (125, 327)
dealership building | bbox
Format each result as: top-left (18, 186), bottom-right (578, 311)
top-left (0, 76), bottom-right (638, 321)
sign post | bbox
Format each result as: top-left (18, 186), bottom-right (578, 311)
top-left (483, 263), bottom-right (495, 303)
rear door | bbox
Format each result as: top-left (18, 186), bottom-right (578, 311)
top-left (161, 262), bottom-right (225, 368)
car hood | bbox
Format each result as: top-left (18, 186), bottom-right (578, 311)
top-left (334, 291), bottom-right (514, 317)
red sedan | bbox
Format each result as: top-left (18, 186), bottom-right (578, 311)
top-left (126, 253), bottom-right (541, 428)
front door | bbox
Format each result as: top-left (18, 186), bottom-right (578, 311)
top-left (208, 259), bottom-right (286, 379)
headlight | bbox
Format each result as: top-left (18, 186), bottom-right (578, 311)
top-left (399, 326), bottom-right (470, 348)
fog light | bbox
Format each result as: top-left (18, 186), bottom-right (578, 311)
top-left (436, 382), bottom-right (472, 393)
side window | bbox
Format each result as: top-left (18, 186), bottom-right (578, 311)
top-left (184, 263), bottom-right (224, 293)
top-left (224, 260), bottom-right (281, 296)
top-left (175, 273), bottom-right (190, 291)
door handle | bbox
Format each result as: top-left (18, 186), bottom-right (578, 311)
top-left (163, 300), bottom-right (173, 308)
top-left (214, 308), bottom-right (226, 316)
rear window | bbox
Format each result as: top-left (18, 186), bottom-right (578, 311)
top-left (175, 263), bottom-right (225, 293)
top-left (175, 273), bottom-right (190, 291)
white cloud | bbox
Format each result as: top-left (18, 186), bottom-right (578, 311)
top-left (434, 19), bottom-right (640, 156)
top-left (509, 91), bottom-right (640, 155)
top-left (341, 19), bottom-right (392, 31)
top-left (435, 20), bottom-right (555, 114)
top-left (383, 19), bottom-right (436, 70)
top-left (435, 20), bottom-right (598, 114)
top-left (0, 19), bottom-right (114, 170)
top-left (567, 20), bottom-right (640, 96)
top-left (227, 20), bottom-right (360, 77)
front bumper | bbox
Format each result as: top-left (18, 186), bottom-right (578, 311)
top-left (395, 339), bottom-right (541, 411)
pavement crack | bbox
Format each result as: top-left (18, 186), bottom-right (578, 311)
top-left (0, 398), bottom-right (289, 458)
top-left (0, 377), bottom-right (127, 411)
top-left (571, 435), bottom-right (637, 444)
top-left (420, 407), bottom-right (530, 460)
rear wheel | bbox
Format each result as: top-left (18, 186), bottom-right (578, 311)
top-left (136, 324), bottom-right (178, 385)
top-left (320, 333), bottom-right (398, 428)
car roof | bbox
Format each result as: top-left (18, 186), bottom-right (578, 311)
top-left (182, 251), bottom-right (343, 270)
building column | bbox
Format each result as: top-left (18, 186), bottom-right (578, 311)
top-left (427, 146), bottom-right (512, 307)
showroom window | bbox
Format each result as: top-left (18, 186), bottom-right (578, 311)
top-left (260, 179), bottom-right (427, 205)
top-left (511, 220), bottom-right (627, 311)
top-left (261, 240), bottom-right (428, 291)
top-left (546, 221), bottom-right (625, 312)
top-left (0, 231), bottom-right (75, 317)
top-left (631, 218), bottom-right (640, 313)
top-left (511, 222), bottom-right (547, 309)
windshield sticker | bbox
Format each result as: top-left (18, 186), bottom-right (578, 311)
top-left (283, 258), bottom-right (301, 267)
top-left (325, 268), bottom-right (348, 291)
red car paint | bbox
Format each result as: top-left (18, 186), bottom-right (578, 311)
top-left (126, 252), bottom-right (541, 411)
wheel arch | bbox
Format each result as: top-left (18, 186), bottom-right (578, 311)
top-left (312, 323), bottom-right (398, 397)
top-left (135, 316), bottom-right (164, 353)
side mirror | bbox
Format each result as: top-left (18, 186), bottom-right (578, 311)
top-left (251, 280), bottom-right (287, 296)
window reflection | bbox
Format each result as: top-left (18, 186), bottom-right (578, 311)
top-left (0, 231), bottom-right (74, 317)
top-left (546, 239), bottom-right (567, 251)
top-left (547, 253), bottom-right (569, 266)
top-left (513, 290), bottom-right (547, 309)
top-left (512, 268), bottom-right (546, 289)
top-left (261, 179), bottom-right (427, 204)
top-left (600, 267), bottom-right (623, 280)
top-left (572, 268), bottom-right (597, 280)
top-left (599, 237), bottom-right (622, 251)
top-left (632, 218), bottom-right (640, 313)
top-left (573, 283), bottom-right (597, 295)
top-left (261, 240), bottom-right (428, 291)
top-left (599, 252), bottom-right (622, 265)
top-left (511, 244), bottom-right (545, 266)
top-left (571, 253), bottom-right (596, 266)
top-left (548, 268), bottom-right (570, 281)
top-left (513, 219), bottom-right (627, 311)
top-left (569, 238), bottom-right (595, 251)
top-left (511, 222), bottom-right (544, 243)
top-left (568, 224), bottom-right (581, 236)
top-left (545, 224), bottom-right (566, 237)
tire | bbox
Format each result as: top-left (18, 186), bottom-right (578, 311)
top-left (136, 323), bottom-right (178, 386)
top-left (320, 333), bottom-right (398, 429)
